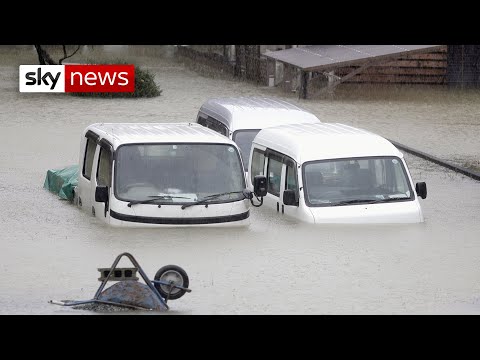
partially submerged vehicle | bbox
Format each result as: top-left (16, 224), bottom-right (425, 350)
top-left (247, 122), bottom-right (427, 224)
top-left (196, 97), bottom-right (321, 169)
top-left (45, 123), bottom-right (266, 227)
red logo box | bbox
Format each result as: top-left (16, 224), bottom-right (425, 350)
top-left (65, 65), bottom-right (135, 93)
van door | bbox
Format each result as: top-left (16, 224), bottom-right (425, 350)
top-left (92, 139), bottom-right (113, 223)
top-left (78, 130), bottom-right (99, 214)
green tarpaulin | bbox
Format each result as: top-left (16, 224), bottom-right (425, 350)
top-left (43, 165), bottom-right (79, 201)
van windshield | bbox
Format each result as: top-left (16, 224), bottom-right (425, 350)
top-left (232, 129), bottom-right (260, 168)
top-left (114, 144), bottom-right (246, 203)
top-left (303, 157), bottom-right (414, 207)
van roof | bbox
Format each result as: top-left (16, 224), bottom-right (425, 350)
top-left (198, 97), bottom-right (321, 131)
top-left (84, 123), bottom-right (236, 149)
top-left (253, 123), bottom-right (403, 163)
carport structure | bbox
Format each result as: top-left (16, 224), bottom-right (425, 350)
top-left (264, 45), bottom-right (445, 98)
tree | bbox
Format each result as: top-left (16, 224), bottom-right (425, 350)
top-left (33, 45), bottom-right (162, 98)
top-left (34, 45), bottom-right (81, 65)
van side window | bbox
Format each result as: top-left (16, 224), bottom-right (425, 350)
top-left (207, 117), bottom-right (228, 137)
top-left (198, 115), bottom-right (228, 137)
top-left (97, 147), bottom-right (112, 186)
top-left (285, 163), bottom-right (298, 197)
top-left (197, 116), bottom-right (208, 127)
top-left (250, 149), bottom-right (265, 184)
top-left (267, 156), bottom-right (282, 197)
top-left (82, 137), bottom-right (97, 180)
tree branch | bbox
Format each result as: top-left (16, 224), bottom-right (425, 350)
top-left (59, 45), bottom-right (81, 65)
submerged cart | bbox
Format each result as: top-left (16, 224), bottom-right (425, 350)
top-left (49, 252), bottom-right (191, 311)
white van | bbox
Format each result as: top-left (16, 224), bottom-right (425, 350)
top-left (196, 97), bottom-right (321, 169)
top-left (247, 122), bottom-right (427, 224)
top-left (74, 122), bottom-right (265, 227)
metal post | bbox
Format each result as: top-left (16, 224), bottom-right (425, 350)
top-left (299, 70), bottom-right (308, 99)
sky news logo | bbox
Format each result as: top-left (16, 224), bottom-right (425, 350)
top-left (19, 65), bottom-right (135, 93)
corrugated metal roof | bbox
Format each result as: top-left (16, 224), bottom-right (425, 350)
top-left (264, 45), bottom-right (444, 71)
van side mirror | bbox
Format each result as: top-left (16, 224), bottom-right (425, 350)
top-left (283, 189), bottom-right (297, 206)
top-left (415, 182), bottom-right (427, 199)
top-left (95, 185), bottom-right (109, 203)
top-left (253, 175), bottom-right (267, 197)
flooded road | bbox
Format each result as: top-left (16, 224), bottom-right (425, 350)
top-left (1, 46), bottom-right (479, 314)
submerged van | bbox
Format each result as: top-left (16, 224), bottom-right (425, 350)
top-left (196, 97), bottom-right (321, 168)
top-left (74, 123), bottom-right (265, 227)
top-left (247, 122), bottom-right (427, 224)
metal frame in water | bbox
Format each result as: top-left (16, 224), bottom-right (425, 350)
top-left (49, 252), bottom-right (192, 311)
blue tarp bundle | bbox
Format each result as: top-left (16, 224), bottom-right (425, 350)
top-left (43, 165), bottom-right (79, 201)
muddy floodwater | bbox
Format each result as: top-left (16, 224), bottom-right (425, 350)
top-left (1, 46), bottom-right (479, 314)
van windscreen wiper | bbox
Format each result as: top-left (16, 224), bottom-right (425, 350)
top-left (181, 190), bottom-right (246, 210)
top-left (330, 197), bottom-right (406, 206)
top-left (127, 195), bottom-right (190, 207)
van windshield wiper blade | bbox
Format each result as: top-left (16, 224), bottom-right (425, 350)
top-left (181, 190), bottom-right (246, 210)
top-left (331, 198), bottom-right (407, 206)
top-left (127, 195), bottom-right (190, 207)
top-left (330, 199), bottom-right (379, 206)
top-left (366, 197), bottom-right (408, 203)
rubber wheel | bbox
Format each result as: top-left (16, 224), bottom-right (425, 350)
top-left (154, 265), bottom-right (189, 300)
